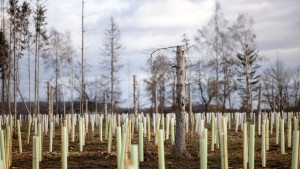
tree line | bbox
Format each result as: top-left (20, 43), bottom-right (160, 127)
top-left (144, 2), bottom-right (300, 114)
top-left (0, 0), bottom-right (124, 116)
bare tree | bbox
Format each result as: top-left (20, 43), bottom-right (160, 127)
top-left (44, 28), bottom-right (71, 116)
top-left (33, 0), bottom-right (48, 115)
top-left (264, 59), bottom-right (292, 112)
top-left (100, 17), bottom-right (123, 115)
top-left (194, 2), bottom-right (236, 112)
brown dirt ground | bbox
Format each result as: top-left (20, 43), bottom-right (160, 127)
top-left (10, 122), bottom-right (292, 169)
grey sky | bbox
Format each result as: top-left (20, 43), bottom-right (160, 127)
top-left (19, 0), bottom-right (300, 107)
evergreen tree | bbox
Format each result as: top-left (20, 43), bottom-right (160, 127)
top-left (236, 44), bottom-right (260, 114)
top-left (100, 17), bottom-right (123, 114)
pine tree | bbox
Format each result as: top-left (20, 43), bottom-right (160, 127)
top-left (236, 44), bottom-right (260, 114)
top-left (101, 17), bottom-right (123, 114)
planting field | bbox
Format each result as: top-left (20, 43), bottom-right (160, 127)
top-left (5, 113), bottom-right (295, 169)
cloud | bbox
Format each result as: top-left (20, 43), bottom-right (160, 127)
top-left (18, 0), bottom-right (300, 107)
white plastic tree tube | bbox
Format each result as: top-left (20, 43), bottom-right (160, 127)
top-left (108, 117), bottom-right (112, 153)
top-left (288, 114), bottom-right (292, 148)
top-left (293, 116), bottom-right (298, 131)
top-left (147, 114), bottom-right (151, 142)
top-left (27, 117), bottom-right (32, 144)
top-left (211, 116), bottom-right (215, 151)
top-left (0, 130), bottom-right (6, 169)
top-left (220, 133), bottom-right (226, 169)
top-left (261, 123), bottom-right (266, 167)
top-left (99, 115), bottom-right (103, 142)
top-left (280, 118), bottom-right (285, 154)
top-left (71, 116), bottom-right (75, 142)
top-left (105, 116), bottom-right (109, 140)
top-left (170, 118), bottom-right (175, 145)
top-left (33, 136), bottom-right (39, 169)
top-left (276, 115), bottom-right (279, 145)
top-left (222, 117), bottom-right (228, 168)
top-left (291, 130), bottom-right (299, 169)
top-left (17, 120), bottom-right (22, 154)
top-left (138, 122), bottom-right (144, 162)
top-left (130, 144), bottom-right (139, 169)
top-left (158, 129), bottom-right (165, 169)
top-left (61, 126), bottom-right (67, 169)
top-left (38, 123), bottom-right (42, 161)
top-left (165, 114), bottom-right (169, 140)
top-left (249, 124), bottom-right (255, 169)
top-left (200, 128), bottom-right (207, 169)
top-left (266, 119), bottom-right (269, 151)
top-left (116, 127), bottom-right (121, 169)
top-left (120, 132), bottom-right (127, 169)
top-left (79, 118), bottom-right (83, 152)
top-left (49, 121), bottom-right (53, 152)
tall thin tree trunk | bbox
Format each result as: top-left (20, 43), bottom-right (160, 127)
top-left (95, 77), bottom-right (98, 113)
top-left (81, 0), bottom-right (85, 116)
top-left (28, 35), bottom-right (31, 114)
top-left (257, 83), bottom-right (262, 135)
top-left (70, 53), bottom-right (74, 114)
top-left (104, 92), bottom-right (107, 119)
top-left (133, 75), bottom-right (138, 129)
top-left (173, 45), bottom-right (188, 156)
top-left (13, 0), bottom-right (17, 123)
top-left (189, 83), bottom-right (192, 115)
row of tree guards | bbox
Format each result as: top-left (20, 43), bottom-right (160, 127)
top-left (0, 111), bottom-right (300, 168)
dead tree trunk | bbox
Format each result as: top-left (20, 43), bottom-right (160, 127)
top-left (104, 93), bottom-right (107, 119)
top-left (189, 83), bottom-right (192, 116)
top-left (155, 89), bottom-right (158, 113)
top-left (173, 45), bottom-right (189, 156)
top-left (257, 83), bottom-right (262, 134)
top-left (133, 75), bottom-right (138, 129)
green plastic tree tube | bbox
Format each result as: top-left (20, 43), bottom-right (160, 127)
top-left (291, 130), bottom-right (299, 169)
top-left (249, 124), bottom-right (255, 169)
top-left (130, 144), bottom-right (139, 169)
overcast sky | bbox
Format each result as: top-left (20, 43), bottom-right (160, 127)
top-left (20, 0), bottom-right (300, 108)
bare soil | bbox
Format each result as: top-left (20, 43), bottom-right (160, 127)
top-left (10, 123), bottom-right (292, 169)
